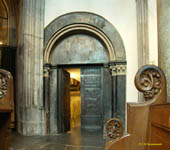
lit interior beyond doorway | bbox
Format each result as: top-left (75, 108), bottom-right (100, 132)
top-left (65, 68), bottom-right (81, 129)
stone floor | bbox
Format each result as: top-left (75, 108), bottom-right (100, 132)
top-left (9, 127), bottom-right (107, 150)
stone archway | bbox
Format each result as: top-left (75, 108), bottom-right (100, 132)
top-left (43, 12), bottom-right (126, 134)
top-left (44, 12), bottom-right (126, 63)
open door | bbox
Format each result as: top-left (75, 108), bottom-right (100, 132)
top-left (57, 68), bottom-right (71, 133)
top-left (80, 66), bottom-right (104, 132)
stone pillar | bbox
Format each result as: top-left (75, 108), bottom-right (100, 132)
top-left (136, 0), bottom-right (149, 102)
top-left (157, 0), bottom-right (170, 102)
top-left (43, 64), bottom-right (51, 133)
top-left (17, 0), bottom-right (46, 135)
top-left (136, 0), bottom-right (149, 67)
top-left (109, 61), bottom-right (126, 131)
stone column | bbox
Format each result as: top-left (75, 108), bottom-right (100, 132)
top-left (109, 61), bottom-right (126, 130)
top-left (136, 0), bottom-right (149, 102)
top-left (17, 0), bottom-right (46, 135)
top-left (157, 0), bottom-right (170, 102)
top-left (136, 0), bottom-right (149, 67)
top-left (43, 64), bottom-right (51, 133)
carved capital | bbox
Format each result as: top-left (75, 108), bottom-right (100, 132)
top-left (135, 65), bottom-right (165, 101)
top-left (110, 65), bottom-right (126, 76)
top-left (43, 67), bottom-right (50, 77)
top-left (43, 63), bottom-right (52, 77)
top-left (109, 66), bottom-right (117, 76)
top-left (0, 72), bottom-right (8, 99)
top-left (106, 118), bottom-right (123, 139)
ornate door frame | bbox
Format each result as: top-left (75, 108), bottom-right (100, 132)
top-left (43, 12), bottom-right (126, 134)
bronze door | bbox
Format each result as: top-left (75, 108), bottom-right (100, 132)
top-left (57, 69), bottom-right (70, 133)
top-left (103, 67), bottom-right (112, 123)
top-left (80, 66), bottom-right (103, 131)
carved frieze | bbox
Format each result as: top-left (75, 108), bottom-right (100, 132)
top-left (110, 65), bottom-right (126, 76)
top-left (106, 118), bottom-right (123, 139)
top-left (0, 73), bottom-right (8, 99)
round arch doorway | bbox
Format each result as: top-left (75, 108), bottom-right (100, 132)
top-left (43, 12), bottom-right (126, 134)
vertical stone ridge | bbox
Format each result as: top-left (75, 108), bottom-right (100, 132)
top-left (33, 0), bottom-right (36, 106)
top-left (136, 0), bottom-right (149, 67)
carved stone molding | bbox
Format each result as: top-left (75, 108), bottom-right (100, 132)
top-left (0, 73), bottom-right (8, 99)
top-left (110, 65), bottom-right (126, 76)
top-left (43, 64), bottom-right (52, 77)
top-left (43, 67), bottom-right (50, 77)
top-left (135, 65), bottom-right (165, 102)
top-left (106, 118), bottom-right (123, 139)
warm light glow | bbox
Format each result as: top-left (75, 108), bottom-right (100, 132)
top-left (66, 68), bottom-right (80, 81)
top-left (0, 41), bottom-right (3, 45)
top-left (70, 73), bottom-right (76, 79)
top-left (70, 73), bottom-right (80, 81)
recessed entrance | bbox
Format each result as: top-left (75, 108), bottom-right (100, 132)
top-left (57, 67), bottom-right (81, 133)
top-left (57, 65), bottom-right (107, 133)
top-left (44, 12), bottom-right (126, 135)
top-left (67, 68), bottom-right (81, 129)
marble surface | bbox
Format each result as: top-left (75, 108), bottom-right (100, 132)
top-left (9, 127), bottom-right (107, 150)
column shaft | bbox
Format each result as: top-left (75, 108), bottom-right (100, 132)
top-left (136, 0), bottom-right (149, 102)
top-left (16, 0), bottom-right (46, 135)
top-left (136, 0), bottom-right (149, 67)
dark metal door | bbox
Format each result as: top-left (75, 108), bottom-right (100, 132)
top-left (80, 66), bottom-right (103, 131)
top-left (57, 69), bottom-right (70, 133)
top-left (103, 67), bottom-right (112, 123)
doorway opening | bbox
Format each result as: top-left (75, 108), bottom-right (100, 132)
top-left (57, 64), bottom-right (105, 134)
top-left (66, 68), bottom-right (81, 130)
top-left (57, 66), bottom-right (81, 133)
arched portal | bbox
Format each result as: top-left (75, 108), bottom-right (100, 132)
top-left (43, 12), bottom-right (126, 134)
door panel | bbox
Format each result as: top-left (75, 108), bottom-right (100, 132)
top-left (80, 66), bottom-right (103, 131)
top-left (103, 68), bottom-right (112, 122)
top-left (57, 69), bottom-right (70, 133)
